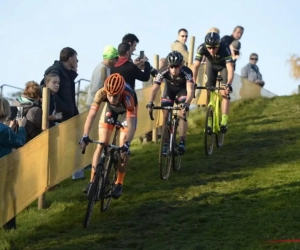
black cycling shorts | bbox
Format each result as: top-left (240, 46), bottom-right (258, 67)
top-left (161, 86), bottom-right (187, 107)
top-left (205, 60), bottom-right (228, 87)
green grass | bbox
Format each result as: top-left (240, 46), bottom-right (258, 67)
top-left (2, 95), bottom-right (300, 250)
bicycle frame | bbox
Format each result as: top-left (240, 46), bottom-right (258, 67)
top-left (149, 101), bottom-right (187, 151)
top-left (82, 121), bottom-right (123, 197)
top-left (207, 89), bottom-right (222, 134)
top-left (197, 78), bottom-right (230, 134)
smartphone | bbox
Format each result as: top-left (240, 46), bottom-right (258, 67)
top-left (139, 51), bottom-right (144, 60)
top-left (16, 107), bottom-right (24, 120)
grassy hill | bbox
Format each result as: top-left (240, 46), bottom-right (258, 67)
top-left (1, 95), bottom-right (300, 250)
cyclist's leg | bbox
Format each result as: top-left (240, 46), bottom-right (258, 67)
top-left (111, 107), bottom-right (137, 198)
top-left (205, 64), bottom-right (218, 132)
top-left (177, 89), bottom-right (188, 154)
top-left (161, 84), bottom-right (174, 126)
top-left (205, 60), bottom-right (215, 107)
top-left (84, 103), bottom-right (117, 193)
top-left (220, 67), bottom-right (229, 131)
top-left (161, 86), bottom-right (175, 154)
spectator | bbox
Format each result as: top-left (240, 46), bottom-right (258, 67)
top-left (171, 28), bottom-right (189, 65)
top-left (41, 47), bottom-right (82, 179)
top-left (12, 81), bottom-right (42, 143)
top-left (0, 96), bottom-right (27, 230)
top-left (121, 33), bottom-right (157, 76)
top-left (207, 27), bottom-right (220, 35)
top-left (111, 42), bottom-right (151, 104)
top-left (41, 47), bottom-right (79, 122)
top-left (43, 73), bottom-right (69, 128)
top-left (221, 26), bottom-right (244, 70)
top-left (111, 43), bottom-right (150, 149)
top-left (86, 45), bottom-right (119, 109)
top-left (122, 33), bottom-right (139, 62)
top-left (241, 53), bottom-right (265, 87)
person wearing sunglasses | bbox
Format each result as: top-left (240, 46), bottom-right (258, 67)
top-left (171, 28), bottom-right (189, 65)
top-left (192, 32), bottom-right (234, 133)
top-left (241, 53), bottom-right (265, 87)
top-left (79, 73), bottom-right (137, 198)
top-left (146, 51), bottom-right (195, 155)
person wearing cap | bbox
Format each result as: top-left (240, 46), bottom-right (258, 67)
top-left (221, 26), bottom-right (244, 71)
top-left (86, 45), bottom-right (119, 109)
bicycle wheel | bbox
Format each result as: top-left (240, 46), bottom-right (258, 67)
top-left (216, 101), bottom-right (225, 148)
top-left (100, 150), bottom-right (118, 212)
top-left (172, 118), bottom-right (182, 172)
top-left (83, 165), bottom-right (103, 228)
top-left (159, 124), bottom-right (172, 180)
top-left (204, 105), bottom-right (214, 156)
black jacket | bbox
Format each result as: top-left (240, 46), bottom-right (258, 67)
top-left (41, 60), bottom-right (79, 121)
top-left (111, 58), bottom-right (151, 91)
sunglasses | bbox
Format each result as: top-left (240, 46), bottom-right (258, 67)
top-left (250, 58), bottom-right (258, 61)
top-left (206, 46), bottom-right (219, 50)
top-left (169, 65), bottom-right (180, 69)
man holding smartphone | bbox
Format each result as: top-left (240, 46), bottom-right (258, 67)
top-left (111, 43), bottom-right (151, 104)
top-left (121, 33), bottom-right (158, 76)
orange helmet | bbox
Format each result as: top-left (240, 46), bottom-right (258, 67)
top-left (104, 73), bottom-right (125, 95)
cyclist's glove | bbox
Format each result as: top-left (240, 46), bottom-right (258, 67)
top-left (181, 103), bottom-right (190, 112)
top-left (79, 135), bottom-right (90, 147)
top-left (225, 84), bottom-right (233, 93)
top-left (146, 102), bottom-right (154, 109)
top-left (121, 141), bottom-right (131, 155)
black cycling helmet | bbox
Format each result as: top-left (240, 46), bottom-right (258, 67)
top-left (205, 32), bottom-right (221, 47)
top-left (166, 51), bottom-right (183, 66)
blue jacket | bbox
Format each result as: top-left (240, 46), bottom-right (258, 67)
top-left (0, 123), bottom-right (26, 159)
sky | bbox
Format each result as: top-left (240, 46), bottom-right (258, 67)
top-left (0, 0), bottom-right (299, 97)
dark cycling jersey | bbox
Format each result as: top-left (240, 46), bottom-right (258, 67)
top-left (91, 84), bottom-right (136, 118)
top-left (154, 65), bottom-right (194, 88)
top-left (195, 43), bottom-right (233, 67)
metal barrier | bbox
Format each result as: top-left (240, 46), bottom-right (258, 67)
top-left (0, 84), bottom-right (24, 97)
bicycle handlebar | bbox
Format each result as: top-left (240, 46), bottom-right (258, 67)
top-left (149, 106), bottom-right (187, 122)
top-left (80, 120), bottom-right (124, 154)
top-left (196, 86), bottom-right (231, 100)
top-left (81, 138), bottom-right (121, 154)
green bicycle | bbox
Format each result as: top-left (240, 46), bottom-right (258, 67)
top-left (197, 74), bottom-right (231, 156)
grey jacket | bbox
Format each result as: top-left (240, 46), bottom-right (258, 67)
top-left (241, 63), bottom-right (264, 83)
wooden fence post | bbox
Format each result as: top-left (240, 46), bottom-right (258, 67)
top-left (38, 87), bottom-right (50, 209)
top-left (188, 36), bottom-right (195, 67)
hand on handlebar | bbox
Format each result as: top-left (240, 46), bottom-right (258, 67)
top-left (180, 103), bottom-right (189, 113)
top-left (79, 135), bottom-right (91, 149)
top-left (121, 141), bottom-right (131, 155)
top-left (225, 84), bottom-right (233, 94)
top-left (146, 102), bottom-right (154, 112)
